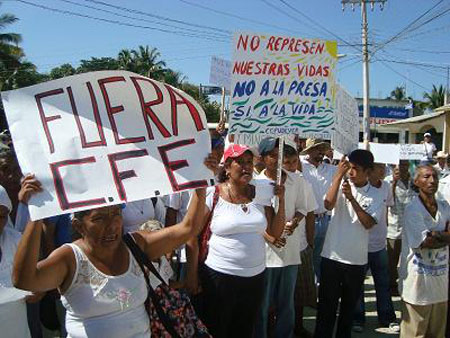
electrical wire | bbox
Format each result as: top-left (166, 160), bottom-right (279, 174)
top-left (56, 0), bottom-right (230, 39)
top-left (15, 0), bottom-right (231, 43)
top-left (83, 0), bottom-right (230, 35)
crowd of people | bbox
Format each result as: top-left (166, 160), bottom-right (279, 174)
top-left (1, 128), bottom-right (450, 338)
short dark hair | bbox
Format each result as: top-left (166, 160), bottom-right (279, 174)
top-left (348, 149), bottom-right (374, 170)
top-left (283, 145), bottom-right (298, 158)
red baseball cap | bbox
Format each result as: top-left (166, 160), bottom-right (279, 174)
top-left (223, 144), bottom-right (254, 162)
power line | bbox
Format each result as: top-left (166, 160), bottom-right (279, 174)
top-left (376, 59), bottom-right (429, 91)
top-left (15, 0), bottom-right (231, 43)
top-left (276, 0), bottom-right (361, 51)
top-left (177, 0), bottom-right (303, 36)
top-left (373, 1), bottom-right (449, 55)
top-left (83, 0), bottom-right (230, 35)
top-left (55, 0), bottom-right (230, 39)
top-left (391, 47), bottom-right (450, 55)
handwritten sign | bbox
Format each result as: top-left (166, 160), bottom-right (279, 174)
top-left (399, 144), bottom-right (426, 160)
top-left (358, 143), bottom-right (400, 165)
top-left (209, 56), bottom-right (232, 92)
top-left (229, 31), bottom-right (337, 139)
top-left (332, 84), bottom-right (359, 155)
top-left (2, 71), bottom-right (213, 220)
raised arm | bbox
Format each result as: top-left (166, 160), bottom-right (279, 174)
top-left (13, 175), bottom-right (72, 293)
top-left (324, 156), bottom-right (349, 211)
top-left (135, 188), bottom-right (206, 261)
top-left (265, 184), bottom-right (286, 239)
top-left (13, 220), bottom-right (72, 293)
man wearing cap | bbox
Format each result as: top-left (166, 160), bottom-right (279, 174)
top-left (254, 137), bottom-right (317, 338)
top-left (300, 139), bottom-right (337, 281)
top-left (421, 133), bottom-right (437, 165)
top-left (434, 151), bottom-right (449, 178)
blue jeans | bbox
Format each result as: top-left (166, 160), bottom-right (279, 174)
top-left (255, 265), bottom-right (299, 338)
top-left (354, 249), bottom-right (397, 325)
top-left (313, 214), bottom-right (331, 282)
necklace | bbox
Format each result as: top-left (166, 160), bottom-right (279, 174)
top-left (227, 183), bottom-right (250, 213)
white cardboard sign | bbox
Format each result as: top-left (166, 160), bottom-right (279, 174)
top-left (399, 144), bottom-right (426, 160)
top-left (358, 142), bottom-right (400, 165)
top-left (2, 71), bottom-right (213, 220)
top-left (229, 31), bottom-right (337, 139)
top-left (209, 56), bottom-right (232, 91)
top-left (331, 84), bottom-right (359, 155)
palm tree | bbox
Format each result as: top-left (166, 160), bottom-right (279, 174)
top-left (131, 45), bottom-right (166, 79)
top-left (0, 5), bottom-right (23, 89)
top-left (163, 69), bottom-right (186, 87)
top-left (117, 49), bottom-right (136, 72)
top-left (423, 85), bottom-right (447, 109)
top-left (388, 86), bottom-right (406, 101)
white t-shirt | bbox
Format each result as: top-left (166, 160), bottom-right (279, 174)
top-left (165, 191), bottom-right (191, 263)
top-left (298, 175), bottom-right (318, 252)
top-left (438, 175), bottom-right (450, 202)
top-left (422, 142), bottom-right (437, 161)
top-left (399, 196), bottom-right (450, 305)
top-left (386, 176), bottom-right (415, 240)
top-left (0, 227), bottom-right (31, 338)
top-left (254, 170), bottom-right (317, 267)
top-left (122, 198), bottom-right (165, 233)
top-left (368, 180), bottom-right (394, 253)
top-left (321, 182), bottom-right (384, 266)
top-left (204, 184), bottom-right (272, 277)
top-left (301, 159), bottom-right (337, 215)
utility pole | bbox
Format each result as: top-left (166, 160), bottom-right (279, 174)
top-left (446, 66), bottom-right (449, 105)
top-left (342, 0), bottom-right (386, 145)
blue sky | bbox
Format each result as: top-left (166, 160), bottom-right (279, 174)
top-left (3, 0), bottom-right (450, 100)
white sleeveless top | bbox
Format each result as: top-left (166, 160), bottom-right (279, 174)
top-left (61, 243), bottom-right (150, 338)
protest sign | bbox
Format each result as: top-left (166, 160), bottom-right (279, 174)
top-left (358, 142), bottom-right (400, 165)
top-left (399, 143), bottom-right (426, 160)
top-left (229, 31), bottom-right (337, 139)
top-left (2, 71), bottom-right (213, 220)
top-left (209, 56), bottom-right (232, 92)
top-left (332, 84), bottom-right (359, 155)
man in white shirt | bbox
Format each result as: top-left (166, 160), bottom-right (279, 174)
top-left (315, 149), bottom-right (383, 338)
top-left (421, 132), bottom-right (437, 165)
top-left (434, 151), bottom-right (449, 179)
top-left (254, 137), bottom-right (317, 338)
top-left (399, 165), bottom-right (450, 337)
top-left (386, 160), bottom-right (415, 296)
top-left (283, 142), bottom-right (319, 338)
top-left (300, 139), bottom-right (337, 281)
top-left (353, 163), bottom-right (398, 333)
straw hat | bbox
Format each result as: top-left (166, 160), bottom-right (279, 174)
top-left (300, 138), bottom-right (330, 155)
top-left (436, 151), bottom-right (448, 159)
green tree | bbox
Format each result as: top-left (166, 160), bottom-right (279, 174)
top-left (163, 69), bottom-right (186, 87)
top-left (77, 57), bottom-right (119, 73)
top-left (117, 49), bottom-right (136, 72)
top-left (3, 60), bottom-right (48, 90)
top-left (423, 85), bottom-right (447, 109)
top-left (0, 5), bottom-right (23, 90)
top-left (49, 63), bottom-right (76, 80)
top-left (131, 45), bottom-right (166, 79)
top-left (181, 83), bottom-right (220, 122)
top-left (388, 86), bottom-right (406, 101)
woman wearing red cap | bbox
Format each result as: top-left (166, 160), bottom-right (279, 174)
top-left (185, 144), bottom-right (286, 338)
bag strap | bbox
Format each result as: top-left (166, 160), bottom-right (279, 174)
top-left (205, 185), bottom-right (220, 227)
top-left (123, 233), bottom-right (181, 338)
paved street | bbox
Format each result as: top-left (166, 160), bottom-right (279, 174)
top-left (302, 275), bottom-right (401, 337)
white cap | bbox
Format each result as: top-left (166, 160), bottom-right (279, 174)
top-left (424, 132), bottom-right (431, 137)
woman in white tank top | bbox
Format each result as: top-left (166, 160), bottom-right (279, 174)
top-left (11, 155), bottom-right (216, 338)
